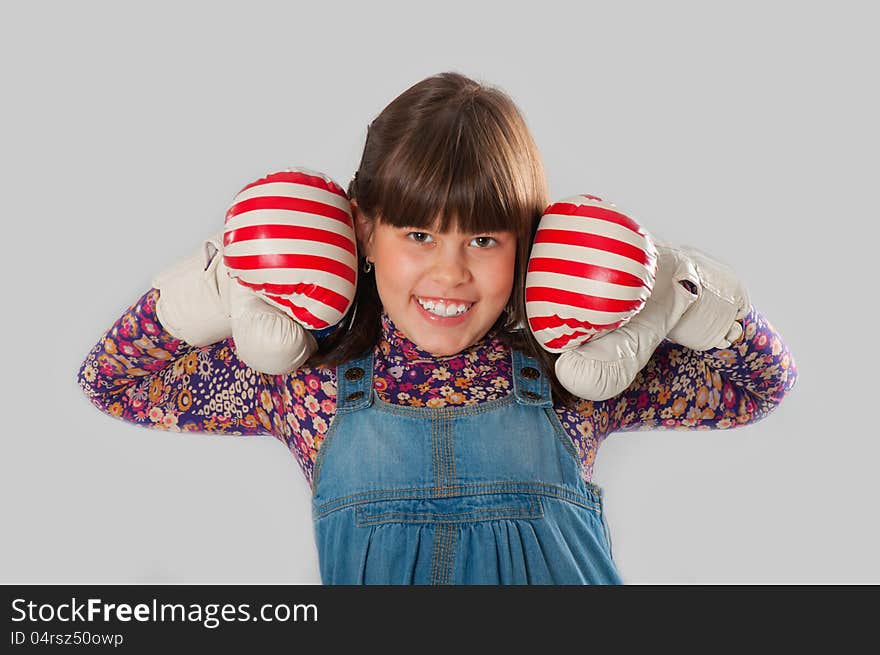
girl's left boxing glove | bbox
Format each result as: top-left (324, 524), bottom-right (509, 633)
top-left (524, 193), bottom-right (699, 401)
top-left (525, 194), bottom-right (657, 352)
top-left (552, 239), bottom-right (700, 401)
top-left (665, 243), bottom-right (750, 350)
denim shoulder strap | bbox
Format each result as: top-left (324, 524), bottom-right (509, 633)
top-left (511, 348), bottom-right (553, 408)
top-left (335, 349), bottom-right (375, 415)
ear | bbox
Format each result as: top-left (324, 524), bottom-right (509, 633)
top-left (351, 199), bottom-right (375, 261)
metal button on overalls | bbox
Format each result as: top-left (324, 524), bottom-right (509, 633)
top-left (310, 348), bottom-right (623, 585)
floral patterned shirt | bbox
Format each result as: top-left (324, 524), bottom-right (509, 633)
top-left (77, 288), bottom-right (798, 487)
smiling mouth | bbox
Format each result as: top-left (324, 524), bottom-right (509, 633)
top-left (414, 296), bottom-right (475, 317)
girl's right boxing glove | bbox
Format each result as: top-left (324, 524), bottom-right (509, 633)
top-left (152, 230), bottom-right (232, 348)
top-left (223, 168), bottom-right (358, 374)
top-left (151, 230), bottom-right (321, 375)
top-left (153, 167), bottom-right (357, 376)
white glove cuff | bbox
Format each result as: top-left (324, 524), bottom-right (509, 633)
top-left (151, 232), bottom-right (232, 347)
top-left (665, 245), bottom-right (750, 351)
top-left (229, 280), bottom-right (319, 375)
top-left (555, 325), bottom-right (659, 401)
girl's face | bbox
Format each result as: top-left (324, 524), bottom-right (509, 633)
top-left (354, 202), bottom-right (517, 356)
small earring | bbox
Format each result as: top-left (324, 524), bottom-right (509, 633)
top-left (363, 259), bottom-right (373, 273)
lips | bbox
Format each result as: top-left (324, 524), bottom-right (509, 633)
top-left (414, 296), bottom-right (474, 316)
top-left (412, 296), bottom-right (475, 325)
top-left (414, 295), bottom-right (476, 305)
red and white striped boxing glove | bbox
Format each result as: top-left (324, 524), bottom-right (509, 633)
top-left (526, 195), bottom-right (699, 400)
top-left (526, 194), bottom-right (658, 351)
top-left (223, 168), bottom-right (358, 374)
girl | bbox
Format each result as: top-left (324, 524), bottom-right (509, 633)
top-left (76, 71), bottom-right (798, 584)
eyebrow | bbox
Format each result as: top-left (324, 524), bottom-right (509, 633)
top-left (400, 225), bottom-right (508, 236)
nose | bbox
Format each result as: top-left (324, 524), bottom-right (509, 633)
top-left (429, 244), bottom-right (472, 288)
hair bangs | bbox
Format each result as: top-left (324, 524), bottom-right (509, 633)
top-left (370, 101), bottom-right (539, 238)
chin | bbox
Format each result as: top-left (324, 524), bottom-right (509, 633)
top-left (409, 330), bottom-right (469, 355)
top-left (417, 339), bottom-right (463, 357)
top-left (427, 346), bottom-right (463, 357)
top-left (396, 300), bottom-right (501, 355)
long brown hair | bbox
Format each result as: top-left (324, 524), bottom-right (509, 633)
top-left (306, 71), bottom-right (582, 411)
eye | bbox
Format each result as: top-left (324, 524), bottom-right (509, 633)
top-left (406, 232), bottom-right (433, 244)
top-left (471, 236), bottom-right (498, 248)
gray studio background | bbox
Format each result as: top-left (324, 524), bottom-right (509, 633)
top-left (2, 0), bottom-right (876, 584)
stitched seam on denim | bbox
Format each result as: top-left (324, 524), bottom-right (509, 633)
top-left (440, 524), bottom-right (453, 585)
top-left (443, 412), bottom-right (456, 488)
top-left (602, 514), bottom-right (613, 559)
top-left (310, 398), bottom-right (345, 497)
top-left (435, 413), bottom-right (460, 497)
top-left (441, 523), bottom-right (456, 585)
top-left (596, 494), bottom-right (613, 558)
top-left (439, 413), bottom-right (448, 489)
top-left (435, 411), bottom-right (450, 489)
top-left (432, 412), bottom-right (453, 491)
top-left (449, 414), bottom-right (457, 483)
top-left (442, 523), bottom-right (453, 585)
top-left (355, 496), bottom-right (544, 525)
top-left (432, 524), bottom-right (445, 585)
top-left (316, 482), bottom-right (598, 509)
top-left (354, 497), bottom-right (543, 525)
top-left (314, 482), bottom-right (601, 517)
top-left (542, 406), bottom-right (582, 465)
top-left (355, 508), bottom-right (543, 525)
top-left (433, 413), bottom-right (442, 491)
top-left (357, 526), bottom-right (373, 584)
top-left (429, 532), bottom-right (436, 583)
top-left (432, 413), bottom-right (441, 490)
top-left (430, 524), bottom-right (442, 584)
top-left (444, 525), bottom-right (457, 585)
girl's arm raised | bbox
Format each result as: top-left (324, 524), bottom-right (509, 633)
top-left (76, 287), bottom-right (339, 484)
top-left (76, 288), bottom-right (271, 435)
top-left (589, 303), bottom-right (797, 437)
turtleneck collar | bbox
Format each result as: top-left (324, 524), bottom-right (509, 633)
top-left (378, 308), bottom-right (502, 364)
top-left (367, 307), bottom-right (514, 407)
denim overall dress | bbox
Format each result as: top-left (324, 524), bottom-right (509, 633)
top-left (310, 347), bottom-right (624, 585)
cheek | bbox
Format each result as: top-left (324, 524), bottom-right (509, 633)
top-left (385, 252), bottom-right (421, 283)
top-left (478, 256), bottom-right (516, 299)
top-left (374, 247), bottom-right (420, 297)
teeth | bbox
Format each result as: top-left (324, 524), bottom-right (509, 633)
top-left (416, 297), bottom-right (472, 317)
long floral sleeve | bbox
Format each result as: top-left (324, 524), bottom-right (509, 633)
top-left (76, 288), bottom-right (273, 436)
top-left (76, 287), bottom-right (340, 485)
top-left (592, 304), bottom-right (798, 437)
